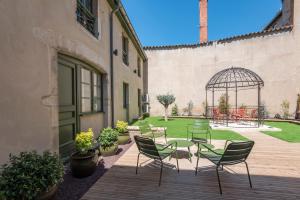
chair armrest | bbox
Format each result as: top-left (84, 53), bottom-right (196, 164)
top-left (201, 143), bottom-right (223, 155)
top-left (159, 141), bottom-right (177, 151)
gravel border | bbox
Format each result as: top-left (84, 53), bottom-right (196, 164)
top-left (55, 141), bottom-right (133, 200)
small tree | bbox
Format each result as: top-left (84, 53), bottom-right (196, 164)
top-left (218, 94), bottom-right (230, 114)
top-left (281, 99), bottom-right (290, 119)
top-left (171, 104), bottom-right (179, 116)
top-left (157, 94), bottom-right (176, 121)
top-left (187, 101), bottom-right (194, 116)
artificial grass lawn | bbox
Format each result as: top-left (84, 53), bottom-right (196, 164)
top-left (263, 122), bottom-right (300, 142)
top-left (133, 117), bottom-right (248, 141)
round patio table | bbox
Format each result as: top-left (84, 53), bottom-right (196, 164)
top-left (167, 139), bottom-right (194, 162)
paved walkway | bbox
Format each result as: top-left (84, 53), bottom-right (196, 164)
top-left (82, 131), bottom-right (300, 200)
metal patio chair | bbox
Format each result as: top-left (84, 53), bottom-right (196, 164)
top-left (139, 121), bottom-right (167, 143)
top-left (134, 135), bottom-right (179, 186)
top-left (195, 140), bottom-right (255, 194)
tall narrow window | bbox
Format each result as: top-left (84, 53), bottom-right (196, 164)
top-left (76, 0), bottom-right (98, 37)
top-left (137, 57), bottom-right (141, 77)
top-left (81, 68), bottom-right (92, 112)
top-left (122, 35), bottom-right (129, 65)
top-left (80, 67), bottom-right (103, 113)
top-left (93, 72), bottom-right (102, 112)
top-left (123, 83), bottom-right (129, 108)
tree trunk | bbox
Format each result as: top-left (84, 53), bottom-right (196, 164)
top-left (164, 107), bottom-right (168, 121)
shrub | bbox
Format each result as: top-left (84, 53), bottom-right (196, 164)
top-left (187, 101), bottom-right (194, 116)
top-left (171, 104), bottom-right (179, 116)
top-left (115, 120), bottom-right (128, 134)
top-left (274, 113), bottom-right (281, 119)
top-left (157, 93), bottom-right (176, 121)
top-left (0, 151), bottom-right (64, 200)
top-left (98, 128), bottom-right (118, 149)
top-left (281, 100), bottom-right (290, 119)
top-left (143, 112), bottom-right (150, 119)
top-left (75, 128), bottom-right (95, 155)
top-left (218, 94), bottom-right (230, 114)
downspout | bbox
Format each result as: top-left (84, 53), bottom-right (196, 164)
top-left (109, 1), bottom-right (120, 127)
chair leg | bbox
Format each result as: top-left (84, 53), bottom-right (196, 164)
top-left (216, 166), bottom-right (222, 195)
top-left (245, 161), bottom-right (253, 188)
top-left (188, 146), bottom-right (192, 163)
top-left (159, 160), bottom-right (163, 186)
top-left (136, 153), bottom-right (140, 174)
top-left (195, 143), bottom-right (200, 175)
top-left (176, 151), bottom-right (179, 173)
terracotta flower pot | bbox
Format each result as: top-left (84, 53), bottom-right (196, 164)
top-left (100, 143), bottom-right (118, 157)
top-left (37, 185), bottom-right (58, 200)
top-left (70, 151), bottom-right (97, 178)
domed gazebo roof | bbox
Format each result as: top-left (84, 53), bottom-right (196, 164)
top-left (206, 67), bottom-right (264, 90)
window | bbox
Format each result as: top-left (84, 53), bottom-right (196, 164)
top-left (137, 57), bottom-right (141, 77)
top-left (122, 35), bottom-right (129, 65)
top-left (81, 67), bottom-right (103, 113)
top-left (123, 83), bottom-right (129, 108)
top-left (138, 89), bottom-right (141, 108)
top-left (76, 0), bottom-right (98, 37)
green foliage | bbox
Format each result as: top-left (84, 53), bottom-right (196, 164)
top-left (75, 128), bottom-right (95, 155)
top-left (0, 151), bottom-right (64, 200)
top-left (239, 104), bottom-right (247, 109)
top-left (218, 94), bottom-right (230, 114)
top-left (143, 112), bottom-right (150, 119)
top-left (281, 99), bottom-right (290, 119)
top-left (98, 128), bottom-right (118, 149)
top-left (157, 93), bottom-right (176, 121)
top-left (187, 101), bottom-right (194, 116)
top-left (171, 104), bottom-right (179, 116)
top-left (115, 120), bottom-right (128, 134)
top-left (156, 94), bottom-right (176, 108)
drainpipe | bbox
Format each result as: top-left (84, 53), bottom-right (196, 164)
top-left (110, 1), bottom-right (120, 127)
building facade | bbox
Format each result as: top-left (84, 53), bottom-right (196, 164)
top-left (145, 0), bottom-right (300, 118)
top-left (0, 0), bottom-right (147, 163)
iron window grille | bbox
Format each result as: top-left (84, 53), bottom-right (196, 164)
top-left (76, 0), bottom-right (98, 38)
top-left (122, 36), bottom-right (129, 65)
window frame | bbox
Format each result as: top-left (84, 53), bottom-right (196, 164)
top-left (76, 0), bottom-right (99, 38)
top-left (137, 57), bottom-right (141, 77)
top-left (123, 82), bottom-right (129, 109)
top-left (122, 35), bottom-right (129, 66)
top-left (80, 66), bottom-right (104, 115)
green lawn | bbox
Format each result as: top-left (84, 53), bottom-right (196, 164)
top-left (263, 122), bottom-right (300, 142)
top-left (133, 117), bottom-right (248, 141)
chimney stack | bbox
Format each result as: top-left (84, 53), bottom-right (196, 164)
top-left (199, 0), bottom-right (208, 43)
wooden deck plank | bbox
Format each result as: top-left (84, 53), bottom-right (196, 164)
top-left (82, 131), bottom-right (300, 200)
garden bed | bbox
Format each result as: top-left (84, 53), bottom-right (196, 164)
top-left (55, 141), bottom-right (133, 200)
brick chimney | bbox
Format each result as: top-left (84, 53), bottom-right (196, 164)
top-left (199, 0), bottom-right (208, 43)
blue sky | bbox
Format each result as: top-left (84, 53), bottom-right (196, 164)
top-left (122, 0), bottom-right (282, 46)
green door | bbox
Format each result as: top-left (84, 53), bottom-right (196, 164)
top-left (58, 57), bottom-right (77, 161)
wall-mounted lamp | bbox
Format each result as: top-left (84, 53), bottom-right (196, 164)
top-left (113, 49), bottom-right (118, 56)
top-left (133, 69), bottom-right (137, 73)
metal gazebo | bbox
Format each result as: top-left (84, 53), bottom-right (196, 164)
top-left (205, 67), bottom-right (264, 127)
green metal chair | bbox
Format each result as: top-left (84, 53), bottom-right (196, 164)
top-left (134, 135), bottom-right (179, 186)
top-left (139, 121), bottom-right (167, 143)
top-left (187, 120), bottom-right (213, 150)
top-left (195, 140), bottom-right (255, 194)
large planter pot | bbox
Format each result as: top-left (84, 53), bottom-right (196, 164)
top-left (100, 143), bottom-right (118, 157)
top-left (37, 185), bottom-right (58, 200)
top-left (117, 132), bottom-right (131, 145)
top-left (70, 151), bottom-right (97, 178)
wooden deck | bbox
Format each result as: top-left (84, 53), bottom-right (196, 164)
top-left (82, 130), bottom-right (300, 200)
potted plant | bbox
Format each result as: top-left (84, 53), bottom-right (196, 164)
top-left (70, 128), bottom-right (98, 178)
top-left (0, 151), bottom-right (64, 200)
top-left (98, 127), bottom-right (119, 156)
top-left (116, 120), bottom-right (131, 145)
